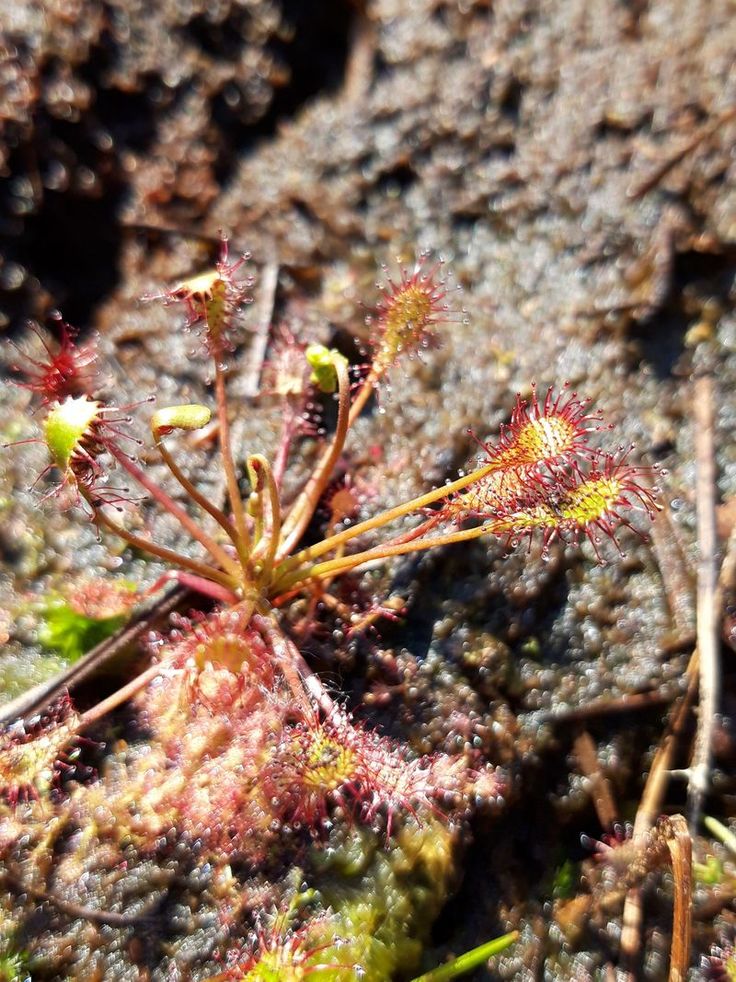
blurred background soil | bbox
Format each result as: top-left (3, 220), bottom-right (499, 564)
top-left (1, 0), bottom-right (736, 978)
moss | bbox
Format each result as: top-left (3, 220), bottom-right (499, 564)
top-left (311, 818), bottom-right (458, 980)
top-left (0, 931), bottom-right (31, 982)
top-left (37, 599), bottom-right (127, 662)
top-left (36, 581), bottom-right (138, 662)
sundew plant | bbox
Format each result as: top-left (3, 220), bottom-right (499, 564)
top-left (0, 241), bottom-right (660, 980)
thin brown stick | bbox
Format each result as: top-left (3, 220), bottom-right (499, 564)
top-left (242, 253), bottom-right (278, 398)
top-left (663, 815), bottom-right (693, 982)
top-left (649, 506), bottom-right (696, 635)
top-left (1, 868), bottom-right (152, 927)
top-left (628, 105), bottom-right (736, 199)
top-left (688, 372), bottom-right (719, 828)
top-left (545, 687), bottom-right (677, 724)
top-left (573, 730), bottom-right (619, 829)
top-left (342, 2), bottom-right (375, 103)
top-left (78, 662), bottom-right (161, 729)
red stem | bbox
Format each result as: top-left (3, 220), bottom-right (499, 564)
top-left (108, 443), bottom-right (241, 580)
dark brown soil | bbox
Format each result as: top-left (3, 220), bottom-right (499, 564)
top-left (2, 1), bottom-right (736, 978)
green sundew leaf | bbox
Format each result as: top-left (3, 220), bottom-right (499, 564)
top-left (551, 858), bottom-right (578, 899)
top-left (0, 933), bottom-right (32, 982)
top-left (306, 345), bottom-right (348, 394)
top-left (43, 396), bottom-right (100, 469)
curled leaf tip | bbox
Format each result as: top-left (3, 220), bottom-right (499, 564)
top-left (306, 345), bottom-right (348, 394)
top-left (151, 404), bottom-right (212, 437)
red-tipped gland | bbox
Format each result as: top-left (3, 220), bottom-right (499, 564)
top-left (371, 254), bottom-right (461, 375)
top-left (263, 706), bottom-right (460, 836)
top-left (39, 395), bottom-right (139, 504)
top-left (0, 696), bottom-right (83, 807)
top-left (10, 319), bottom-right (98, 406)
top-left (475, 382), bottom-right (608, 472)
top-left (155, 236), bottom-right (253, 356)
top-left (455, 450), bottom-right (662, 561)
top-left (218, 912), bottom-right (352, 981)
top-left (153, 607), bottom-right (274, 679)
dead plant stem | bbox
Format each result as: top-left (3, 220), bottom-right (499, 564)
top-left (688, 372), bottom-right (719, 828)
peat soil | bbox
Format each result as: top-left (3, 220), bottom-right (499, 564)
top-left (2, 1), bottom-right (736, 978)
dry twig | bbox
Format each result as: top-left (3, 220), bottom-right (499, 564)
top-left (1, 866), bottom-right (159, 927)
top-left (649, 505), bottom-right (696, 636)
top-left (342, 1), bottom-right (375, 103)
top-left (661, 815), bottom-right (693, 982)
top-left (242, 251), bottom-right (279, 398)
top-left (619, 373), bottom-right (724, 974)
top-left (628, 105), bottom-right (736, 199)
top-left (0, 584), bottom-right (188, 726)
top-left (688, 372), bottom-right (720, 827)
top-left (618, 655), bottom-right (699, 977)
top-left (573, 730), bottom-right (619, 829)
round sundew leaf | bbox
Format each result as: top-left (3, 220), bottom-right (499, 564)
top-left (43, 396), bottom-right (101, 469)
